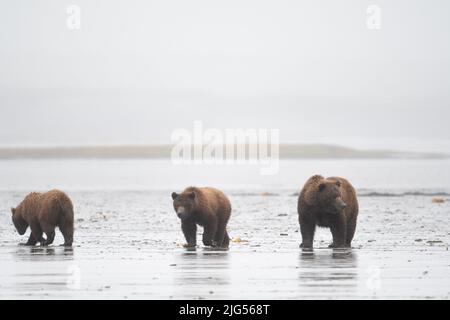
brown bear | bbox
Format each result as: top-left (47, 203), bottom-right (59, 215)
top-left (297, 175), bottom-right (358, 249)
top-left (11, 189), bottom-right (74, 247)
top-left (171, 187), bottom-right (231, 248)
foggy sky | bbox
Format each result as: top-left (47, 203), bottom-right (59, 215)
top-left (0, 0), bottom-right (449, 152)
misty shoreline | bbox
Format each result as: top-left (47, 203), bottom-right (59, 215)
top-left (0, 144), bottom-right (447, 160)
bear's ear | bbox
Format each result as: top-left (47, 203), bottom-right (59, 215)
top-left (10, 207), bottom-right (15, 215)
top-left (189, 192), bottom-right (196, 200)
top-left (335, 181), bottom-right (341, 188)
top-left (171, 192), bottom-right (178, 200)
top-left (318, 183), bottom-right (326, 192)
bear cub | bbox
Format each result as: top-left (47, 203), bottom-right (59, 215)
top-left (172, 187), bottom-right (231, 248)
top-left (298, 175), bottom-right (359, 249)
top-left (11, 189), bottom-right (74, 247)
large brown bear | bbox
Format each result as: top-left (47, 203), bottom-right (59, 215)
top-left (298, 175), bottom-right (358, 249)
top-left (11, 189), bottom-right (74, 247)
top-left (171, 187), bottom-right (231, 248)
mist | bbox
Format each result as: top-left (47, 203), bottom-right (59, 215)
top-left (1, 0), bottom-right (449, 152)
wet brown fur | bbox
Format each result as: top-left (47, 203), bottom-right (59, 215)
top-left (11, 190), bottom-right (74, 247)
top-left (172, 187), bottom-right (231, 248)
top-left (298, 175), bottom-right (359, 248)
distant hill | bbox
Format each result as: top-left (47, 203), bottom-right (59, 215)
top-left (0, 144), bottom-right (446, 160)
top-left (279, 144), bottom-right (448, 159)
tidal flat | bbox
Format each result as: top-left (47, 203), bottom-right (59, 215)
top-left (0, 190), bottom-right (449, 299)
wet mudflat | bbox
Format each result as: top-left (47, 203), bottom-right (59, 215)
top-left (0, 190), bottom-right (449, 299)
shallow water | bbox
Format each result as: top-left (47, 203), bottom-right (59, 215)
top-left (1, 159), bottom-right (450, 192)
top-left (1, 188), bottom-right (449, 299)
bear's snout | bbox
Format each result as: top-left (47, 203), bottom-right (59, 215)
top-left (176, 206), bottom-right (186, 219)
top-left (334, 198), bottom-right (347, 211)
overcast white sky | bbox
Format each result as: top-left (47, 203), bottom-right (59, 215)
top-left (0, 0), bottom-right (449, 152)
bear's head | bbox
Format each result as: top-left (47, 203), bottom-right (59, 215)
top-left (316, 180), bottom-right (347, 214)
top-left (11, 207), bottom-right (28, 235)
top-left (171, 191), bottom-right (196, 220)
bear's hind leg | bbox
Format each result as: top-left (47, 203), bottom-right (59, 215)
top-left (59, 219), bottom-right (74, 247)
top-left (202, 223), bottom-right (217, 247)
top-left (43, 230), bottom-right (55, 246)
top-left (213, 223), bottom-right (229, 248)
top-left (220, 230), bottom-right (230, 248)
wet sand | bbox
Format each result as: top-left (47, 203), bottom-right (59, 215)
top-left (1, 190), bottom-right (449, 299)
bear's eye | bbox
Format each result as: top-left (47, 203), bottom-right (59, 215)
top-left (318, 183), bottom-right (326, 192)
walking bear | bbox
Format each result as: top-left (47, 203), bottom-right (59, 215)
top-left (11, 189), bottom-right (74, 247)
top-left (171, 187), bottom-right (231, 248)
top-left (298, 175), bottom-right (358, 249)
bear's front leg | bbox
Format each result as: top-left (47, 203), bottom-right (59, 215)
top-left (181, 220), bottom-right (197, 248)
top-left (29, 223), bottom-right (44, 246)
top-left (329, 216), bottom-right (348, 248)
top-left (21, 233), bottom-right (37, 246)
